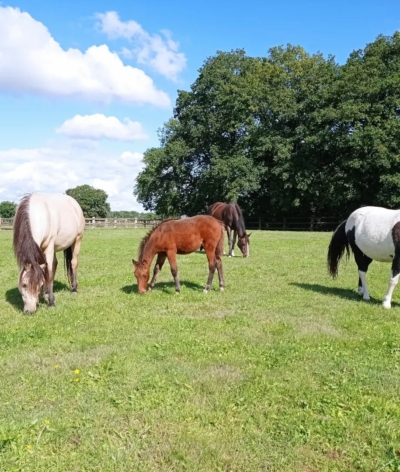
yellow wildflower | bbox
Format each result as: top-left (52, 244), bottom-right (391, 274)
top-left (27, 445), bottom-right (32, 450)
top-left (44, 419), bottom-right (50, 424)
top-left (75, 378), bottom-right (80, 382)
top-left (74, 369), bottom-right (80, 374)
top-left (54, 365), bottom-right (59, 369)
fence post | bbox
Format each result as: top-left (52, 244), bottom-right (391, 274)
top-left (283, 218), bottom-right (287, 230)
top-left (258, 218), bottom-right (262, 230)
top-left (134, 218), bottom-right (137, 228)
top-left (92, 217), bottom-right (95, 228)
top-left (310, 215), bottom-right (315, 232)
top-left (114, 219), bottom-right (117, 228)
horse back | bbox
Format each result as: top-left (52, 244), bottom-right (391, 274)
top-left (29, 193), bottom-right (85, 251)
top-left (207, 202), bottom-right (226, 220)
top-left (347, 206), bottom-right (400, 262)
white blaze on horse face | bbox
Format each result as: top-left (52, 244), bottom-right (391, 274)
top-left (19, 268), bottom-right (42, 313)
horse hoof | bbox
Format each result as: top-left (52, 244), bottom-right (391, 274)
top-left (147, 287), bottom-right (152, 292)
top-left (382, 301), bottom-right (391, 309)
top-left (363, 296), bottom-right (370, 301)
top-left (203, 289), bottom-right (209, 294)
top-left (175, 291), bottom-right (180, 295)
top-left (220, 287), bottom-right (224, 292)
top-left (71, 290), bottom-right (78, 295)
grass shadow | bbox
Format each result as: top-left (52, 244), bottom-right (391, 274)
top-left (5, 280), bottom-right (70, 311)
top-left (121, 280), bottom-right (205, 295)
top-left (291, 282), bottom-right (400, 307)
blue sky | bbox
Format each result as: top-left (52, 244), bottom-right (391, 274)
top-left (0, 0), bottom-right (399, 210)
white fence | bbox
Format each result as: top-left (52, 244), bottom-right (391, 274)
top-left (0, 218), bottom-right (162, 230)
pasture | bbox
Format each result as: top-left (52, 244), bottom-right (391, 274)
top-left (1, 229), bottom-right (400, 471)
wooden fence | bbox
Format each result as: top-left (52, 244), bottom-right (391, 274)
top-left (0, 216), bottom-right (342, 232)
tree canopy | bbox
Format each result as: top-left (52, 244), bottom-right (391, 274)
top-left (135, 32), bottom-right (400, 218)
top-left (66, 185), bottom-right (111, 218)
top-left (0, 201), bottom-right (17, 218)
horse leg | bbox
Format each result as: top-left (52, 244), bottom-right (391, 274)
top-left (167, 251), bottom-right (180, 293)
top-left (70, 235), bottom-right (83, 293)
top-left (203, 246), bottom-right (218, 293)
top-left (382, 252), bottom-right (400, 309)
top-left (44, 247), bottom-right (56, 307)
top-left (215, 253), bottom-right (225, 292)
top-left (148, 253), bottom-right (167, 291)
top-left (352, 244), bottom-right (372, 300)
top-left (227, 227), bottom-right (233, 257)
top-left (231, 230), bottom-right (237, 257)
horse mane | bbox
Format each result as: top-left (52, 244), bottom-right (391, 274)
top-left (137, 219), bottom-right (175, 261)
top-left (229, 202), bottom-right (246, 236)
top-left (13, 194), bottom-right (49, 291)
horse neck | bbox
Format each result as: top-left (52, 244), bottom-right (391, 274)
top-left (235, 217), bottom-right (246, 237)
top-left (140, 235), bottom-right (157, 265)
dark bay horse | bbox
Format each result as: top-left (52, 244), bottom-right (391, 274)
top-left (206, 202), bottom-right (251, 257)
top-left (328, 206), bottom-right (400, 309)
top-left (132, 215), bottom-right (225, 294)
top-left (13, 193), bottom-right (85, 314)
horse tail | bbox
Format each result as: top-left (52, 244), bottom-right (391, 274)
top-left (327, 220), bottom-right (350, 278)
top-left (215, 223), bottom-right (225, 259)
top-left (64, 246), bottom-right (73, 285)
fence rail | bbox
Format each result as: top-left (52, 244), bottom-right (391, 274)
top-left (0, 216), bottom-right (342, 232)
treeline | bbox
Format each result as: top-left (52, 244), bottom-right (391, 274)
top-left (135, 32), bottom-right (400, 219)
top-left (108, 211), bottom-right (157, 219)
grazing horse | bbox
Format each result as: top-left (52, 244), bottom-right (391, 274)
top-left (206, 202), bottom-right (251, 257)
top-left (327, 206), bottom-right (400, 309)
top-left (13, 193), bottom-right (85, 314)
top-left (132, 215), bottom-right (225, 294)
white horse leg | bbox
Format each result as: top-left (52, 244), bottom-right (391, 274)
top-left (382, 271), bottom-right (399, 309)
top-left (231, 230), bottom-right (236, 257)
top-left (358, 270), bottom-right (370, 301)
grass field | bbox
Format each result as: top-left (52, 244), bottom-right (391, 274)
top-left (1, 229), bottom-right (400, 471)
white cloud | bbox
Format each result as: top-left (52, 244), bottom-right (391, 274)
top-left (0, 6), bottom-right (170, 107)
top-left (56, 114), bottom-right (148, 142)
top-left (0, 146), bottom-right (145, 211)
top-left (96, 11), bottom-right (187, 81)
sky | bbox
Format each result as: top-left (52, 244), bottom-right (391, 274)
top-left (0, 1), bottom-right (399, 211)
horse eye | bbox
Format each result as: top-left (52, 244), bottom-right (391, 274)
top-left (22, 283), bottom-right (27, 288)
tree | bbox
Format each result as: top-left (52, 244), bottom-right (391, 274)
top-left (0, 201), bottom-right (17, 218)
top-left (65, 185), bottom-right (111, 218)
top-left (135, 33), bottom-right (400, 219)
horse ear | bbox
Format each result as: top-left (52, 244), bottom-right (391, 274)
top-left (39, 263), bottom-right (47, 272)
top-left (247, 232), bottom-right (252, 238)
top-left (24, 262), bottom-right (32, 271)
top-left (132, 259), bottom-right (138, 267)
top-left (142, 259), bottom-right (147, 266)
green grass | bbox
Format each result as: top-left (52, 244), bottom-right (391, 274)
top-left (1, 229), bottom-right (400, 471)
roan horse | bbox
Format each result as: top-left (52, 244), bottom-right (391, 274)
top-left (328, 206), bottom-right (400, 309)
top-left (13, 193), bottom-right (85, 314)
top-left (206, 202), bottom-right (251, 257)
top-left (132, 215), bottom-right (225, 294)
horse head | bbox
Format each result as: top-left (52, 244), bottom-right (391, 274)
top-left (237, 232), bottom-right (251, 258)
top-left (18, 262), bottom-right (47, 314)
top-left (132, 259), bottom-right (150, 294)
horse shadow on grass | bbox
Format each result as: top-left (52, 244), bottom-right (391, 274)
top-left (5, 280), bottom-right (70, 311)
top-left (291, 282), bottom-right (400, 308)
top-left (121, 280), bottom-right (205, 295)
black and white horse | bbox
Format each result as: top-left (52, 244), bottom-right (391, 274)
top-left (328, 206), bottom-right (400, 309)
